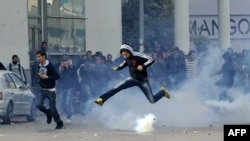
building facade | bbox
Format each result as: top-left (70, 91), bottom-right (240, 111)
top-left (1, 0), bottom-right (250, 85)
top-left (0, 0), bottom-right (122, 84)
top-left (189, 0), bottom-right (250, 52)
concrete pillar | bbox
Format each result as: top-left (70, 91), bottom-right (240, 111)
top-left (174, 0), bottom-right (189, 54)
top-left (85, 0), bottom-right (122, 59)
top-left (218, 0), bottom-right (230, 50)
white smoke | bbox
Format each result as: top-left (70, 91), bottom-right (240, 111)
top-left (84, 46), bottom-right (250, 131)
top-left (134, 113), bottom-right (156, 133)
top-left (204, 94), bottom-right (250, 124)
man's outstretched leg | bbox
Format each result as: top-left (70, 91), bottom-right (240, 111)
top-left (138, 79), bottom-right (170, 103)
top-left (94, 77), bottom-right (136, 106)
top-left (160, 87), bottom-right (171, 99)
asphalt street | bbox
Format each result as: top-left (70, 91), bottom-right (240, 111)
top-left (0, 114), bottom-right (223, 141)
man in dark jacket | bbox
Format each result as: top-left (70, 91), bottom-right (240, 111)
top-left (36, 50), bottom-right (64, 129)
top-left (57, 55), bottom-right (78, 123)
top-left (94, 44), bottom-right (170, 106)
top-left (211, 52), bottom-right (236, 101)
top-left (165, 47), bottom-right (186, 90)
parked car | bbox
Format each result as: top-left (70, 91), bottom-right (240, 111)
top-left (0, 62), bottom-right (6, 70)
top-left (0, 70), bottom-right (37, 124)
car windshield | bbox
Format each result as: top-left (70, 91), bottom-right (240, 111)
top-left (0, 62), bottom-right (6, 70)
top-left (0, 75), bottom-right (5, 89)
top-left (11, 73), bottom-right (25, 88)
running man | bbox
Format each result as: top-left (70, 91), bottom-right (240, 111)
top-left (36, 50), bottom-right (64, 129)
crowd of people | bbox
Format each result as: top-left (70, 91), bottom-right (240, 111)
top-left (52, 44), bottom-right (250, 119)
top-left (2, 42), bottom-right (250, 129)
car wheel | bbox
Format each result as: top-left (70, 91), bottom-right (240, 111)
top-left (2, 102), bottom-right (13, 124)
top-left (26, 100), bottom-right (37, 122)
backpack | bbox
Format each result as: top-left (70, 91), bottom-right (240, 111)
top-left (9, 63), bottom-right (27, 82)
top-left (9, 63), bottom-right (21, 73)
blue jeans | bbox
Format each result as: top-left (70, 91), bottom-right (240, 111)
top-left (100, 77), bottom-right (165, 103)
top-left (59, 88), bottom-right (74, 119)
top-left (36, 90), bottom-right (62, 123)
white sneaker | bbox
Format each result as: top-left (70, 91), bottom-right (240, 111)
top-left (66, 119), bottom-right (71, 123)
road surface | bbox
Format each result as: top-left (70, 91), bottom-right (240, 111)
top-left (0, 114), bottom-right (223, 141)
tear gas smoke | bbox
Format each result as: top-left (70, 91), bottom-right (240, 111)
top-left (134, 113), bottom-right (156, 133)
top-left (84, 46), bottom-right (250, 131)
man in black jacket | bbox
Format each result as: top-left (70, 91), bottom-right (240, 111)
top-left (36, 50), bottom-right (64, 129)
top-left (57, 55), bottom-right (78, 123)
top-left (94, 44), bottom-right (170, 106)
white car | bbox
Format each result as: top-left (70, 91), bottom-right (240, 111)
top-left (0, 70), bottom-right (37, 124)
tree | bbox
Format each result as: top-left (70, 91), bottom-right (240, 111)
top-left (189, 21), bottom-right (211, 54)
top-left (122, 0), bottom-right (140, 50)
top-left (122, 0), bottom-right (174, 53)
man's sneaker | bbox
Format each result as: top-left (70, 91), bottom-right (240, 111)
top-left (46, 112), bottom-right (52, 124)
top-left (55, 122), bottom-right (64, 129)
top-left (94, 98), bottom-right (104, 106)
top-left (160, 87), bottom-right (170, 99)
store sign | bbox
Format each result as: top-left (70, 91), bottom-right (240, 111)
top-left (190, 15), bottom-right (250, 39)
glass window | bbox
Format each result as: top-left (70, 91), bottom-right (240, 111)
top-left (28, 0), bottom-right (41, 16)
top-left (47, 0), bottom-right (85, 17)
top-left (47, 18), bottom-right (61, 52)
top-left (11, 73), bottom-right (25, 89)
top-left (0, 77), bottom-right (5, 89)
top-left (46, 0), bottom-right (86, 53)
top-left (60, 19), bottom-right (73, 47)
top-left (72, 0), bottom-right (85, 17)
top-left (28, 18), bottom-right (40, 25)
top-left (4, 74), bottom-right (16, 89)
top-left (47, 18), bottom-right (86, 53)
top-left (73, 19), bottom-right (86, 52)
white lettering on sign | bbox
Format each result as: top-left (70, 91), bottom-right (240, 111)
top-left (190, 15), bottom-right (250, 39)
top-left (228, 129), bottom-right (247, 136)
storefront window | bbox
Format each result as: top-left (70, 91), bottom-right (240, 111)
top-left (47, 0), bottom-right (85, 17)
top-left (28, 18), bottom-right (40, 25)
top-left (47, 18), bottom-right (86, 53)
top-left (47, 0), bottom-right (86, 53)
top-left (28, 0), bottom-right (41, 16)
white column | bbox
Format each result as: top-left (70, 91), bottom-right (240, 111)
top-left (218, 0), bottom-right (230, 50)
top-left (85, 0), bottom-right (122, 58)
top-left (174, 0), bottom-right (189, 54)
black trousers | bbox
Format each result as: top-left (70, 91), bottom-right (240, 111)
top-left (36, 90), bottom-right (63, 123)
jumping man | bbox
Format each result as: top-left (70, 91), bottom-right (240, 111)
top-left (94, 44), bottom-right (170, 106)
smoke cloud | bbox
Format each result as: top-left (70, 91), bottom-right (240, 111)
top-left (84, 46), bottom-right (250, 131)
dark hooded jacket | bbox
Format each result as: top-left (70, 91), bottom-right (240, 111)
top-left (215, 52), bottom-right (236, 88)
top-left (37, 60), bottom-right (60, 89)
top-left (117, 44), bottom-right (155, 80)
